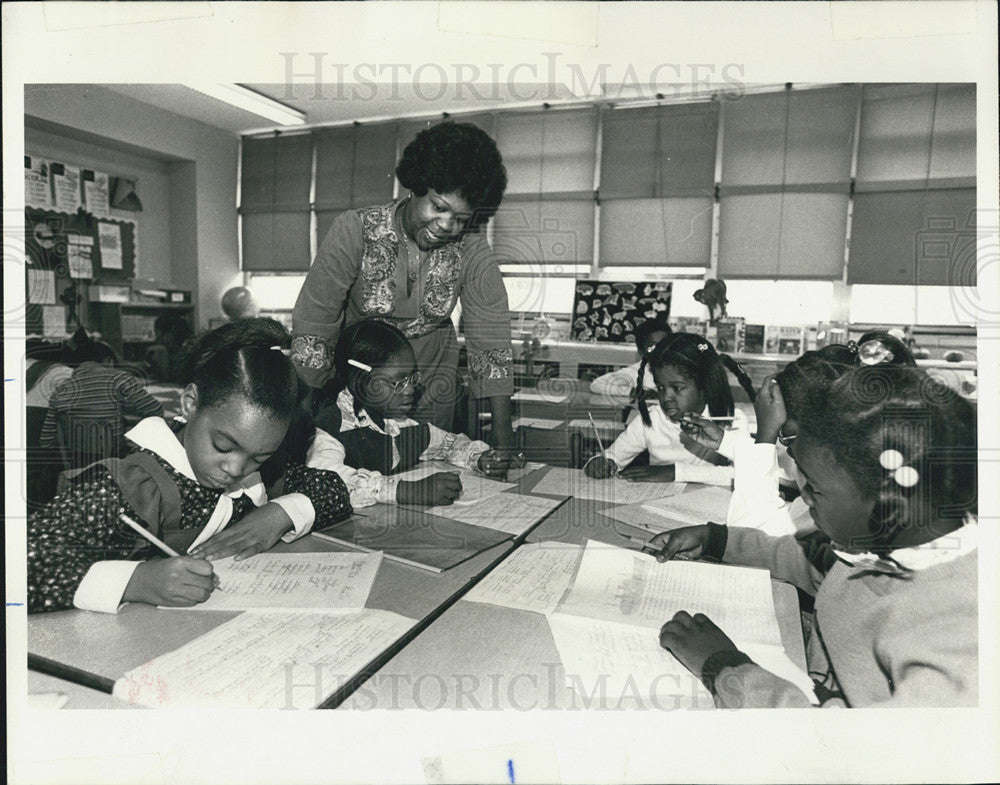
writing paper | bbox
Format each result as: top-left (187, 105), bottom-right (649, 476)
top-left (25, 155), bottom-right (51, 208)
top-left (640, 485), bottom-right (733, 528)
top-left (97, 221), bottom-right (123, 268)
top-left (598, 501), bottom-right (700, 534)
top-left (503, 461), bottom-right (546, 482)
top-left (512, 389), bottom-right (571, 404)
top-left (530, 466), bottom-right (687, 505)
top-left (27, 268), bottom-right (56, 305)
top-left (394, 464), bottom-right (516, 505)
top-left (428, 493), bottom-right (566, 536)
top-left (113, 609), bottom-right (415, 709)
top-left (513, 417), bottom-right (565, 430)
top-left (547, 614), bottom-right (712, 709)
top-left (51, 162), bottom-right (81, 212)
top-left (162, 552), bottom-right (382, 612)
top-left (555, 540), bottom-right (783, 649)
top-left (464, 542), bottom-right (583, 614)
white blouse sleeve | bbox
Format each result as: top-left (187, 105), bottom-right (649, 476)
top-left (306, 427), bottom-right (400, 507)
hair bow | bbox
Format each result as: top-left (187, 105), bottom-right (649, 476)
top-left (880, 449), bottom-right (919, 487)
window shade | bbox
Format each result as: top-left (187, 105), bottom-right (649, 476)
top-left (601, 102), bottom-right (718, 199)
top-left (314, 123), bottom-right (396, 212)
top-left (494, 108), bottom-right (597, 196)
top-left (240, 133), bottom-right (312, 212)
top-left (599, 198), bottom-right (712, 267)
top-left (492, 198), bottom-right (594, 266)
top-left (848, 188), bottom-right (976, 286)
top-left (241, 212), bottom-right (312, 272)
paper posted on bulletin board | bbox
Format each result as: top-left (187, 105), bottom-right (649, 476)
top-left (570, 280), bottom-right (671, 343)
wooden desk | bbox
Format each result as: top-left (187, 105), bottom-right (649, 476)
top-left (339, 468), bottom-right (806, 711)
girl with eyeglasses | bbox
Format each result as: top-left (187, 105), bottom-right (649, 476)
top-left (308, 319), bottom-right (508, 508)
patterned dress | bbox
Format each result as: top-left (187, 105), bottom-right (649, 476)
top-left (27, 432), bottom-right (352, 613)
top-left (291, 200), bottom-right (514, 429)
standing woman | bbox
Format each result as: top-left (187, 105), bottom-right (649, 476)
top-left (291, 122), bottom-right (518, 461)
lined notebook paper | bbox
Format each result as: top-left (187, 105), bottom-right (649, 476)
top-left (163, 552), bottom-right (382, 612)
top-left (428, 493), bottom-right (566, 536)
top-left (394, 465), bottom-right (516, 505)
top-left (465, 542), bottom-right (583, 614)
top-left (113, 609), bottom-right (414, 709)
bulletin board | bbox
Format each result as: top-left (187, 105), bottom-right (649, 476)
top-left (570, 280), bottom-right (672, 343)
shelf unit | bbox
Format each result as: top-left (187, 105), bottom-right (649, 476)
top-left (89, 301), bottom-right (194, 361)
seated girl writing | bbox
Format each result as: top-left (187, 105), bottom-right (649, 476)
top-left (307, 319), bottom-right (510, 508)
top-left (27, 318), bottom-right (352, 613)
top-left (584, 332), bottom-right (754, 486)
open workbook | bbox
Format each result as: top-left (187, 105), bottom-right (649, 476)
top-left (466, 540), bottom-right (817, 706)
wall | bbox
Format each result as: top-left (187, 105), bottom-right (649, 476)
top-left (23, 85), bottom-right (241, 328)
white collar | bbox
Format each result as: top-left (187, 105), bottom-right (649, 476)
top-left (125, 415), bottom-right (266, 498)
top-left (336, 389), bottom-right (417, 437)
top-left (833, 516), bottom-right (978, 575)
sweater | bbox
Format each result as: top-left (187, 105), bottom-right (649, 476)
top-left (706, 523), bottom-right (979, 708)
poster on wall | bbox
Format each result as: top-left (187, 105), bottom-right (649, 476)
top-left (82, 169), bottom-right (111, 216)
top-left (24, 155), bottom-right (51, 209)
top-left (50, 161), bottom-right (82, 213)
top-left (67, 234), bottom-right (94, 279)
top-left (570, 280), bottom-right (671, 343)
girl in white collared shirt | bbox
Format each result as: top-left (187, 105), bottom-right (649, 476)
top-left (585, 333), bottom-right (755, 486)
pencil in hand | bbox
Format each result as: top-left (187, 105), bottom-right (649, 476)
top-left (119, 513), bottom-right (221, 591)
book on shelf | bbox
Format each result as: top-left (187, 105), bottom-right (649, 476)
top-left (743, 323), bottom-right (766, 354)
top-left (714, 317), bottom-right (745, 354)
top-left (766, 325), bottom-right (805, 356)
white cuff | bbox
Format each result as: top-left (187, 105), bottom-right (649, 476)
top-left (674, 462), bottom-right (734, 487)
top-left (73, 561), bottom-right (142, 613)
top-left (378, 476), bottom-right (402, 505)
top-left (272, 493), bottom-right (316, 541)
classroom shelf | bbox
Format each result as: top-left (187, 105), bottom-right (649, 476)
top-left (89, 301), bottom-right (194, 360)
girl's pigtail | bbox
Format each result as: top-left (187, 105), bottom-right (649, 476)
top-left (720, 354), bottom-right (756, 403)
top-left (636, 353), bottom-right (654, 427)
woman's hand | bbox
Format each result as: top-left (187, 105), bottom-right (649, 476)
top-left (477, 449), bottom-right (512, 479)
top-left (619, 464), bottom-right (676, 483)
top-left (123, 557), bottom-right (217, 607)
top-left (584, 456), bottom-right (618, 479)
top-left (659, 611), bottom-right (739, 678)
top-left (643, 525), bottom-right (710, 562)
top-left (679, 414), bottom-right (725, 450)
top-left (754, 375), bottom-right (787, 444)
top-left (190, 502), bottom-right (294, 562)
top-left (397, 472), bottom-right (462, 506)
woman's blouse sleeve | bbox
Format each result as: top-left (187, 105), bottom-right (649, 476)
top-left (459, 235), bottom-right (514, 398)
top-left (291, 210), bottom-right (364, 389)
top-left (27, 468), bottom-right (148, 613)
top-left (420, 424), bottom-right (490, 470)
top-left (281, 460), bottom-right (354, 527)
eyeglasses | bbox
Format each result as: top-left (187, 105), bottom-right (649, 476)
top-left (384, 371), bottom-right (421, 393)
top-left (777, 429), bottom-right (797, 447)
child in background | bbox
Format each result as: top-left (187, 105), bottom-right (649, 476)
top-left (40, 336), bottom-right (164, 470)
top-left (308, 319), bottom-right (510, 508)
top-left (650, 365), bottom-right (978, 708)
top-left (27, 318), bottom-right (352, 614)
top-left (588, 318), bottom-right (672, 400)
top-left (584, 333), bottom-right (754, 485)
top-left (145, 315), bottom-right (192, 383)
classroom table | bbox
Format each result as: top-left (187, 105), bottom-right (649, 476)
top-left (337, 466), bottom-right (807, 711)
top-left (24, 466), bottom-right (804, 711)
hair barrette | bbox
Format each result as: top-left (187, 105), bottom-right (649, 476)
top-left (348, 358), bottom-right (373, 372)
top-left (697, 343), bottom-right (709, 352)
top-left (858, 339), bottom-right (895, 366)
top-left (269, 345), bottom-right (292, 356)
top-left (846, 340), bottom-right (859, 354)
top-left (879, 449), bottom-right (919, 488)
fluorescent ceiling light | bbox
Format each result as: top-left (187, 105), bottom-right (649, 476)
top-left (183, 83), bottom-right (305, 126)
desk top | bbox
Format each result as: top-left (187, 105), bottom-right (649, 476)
top-left (26, 466), bottom-right (805, 710)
